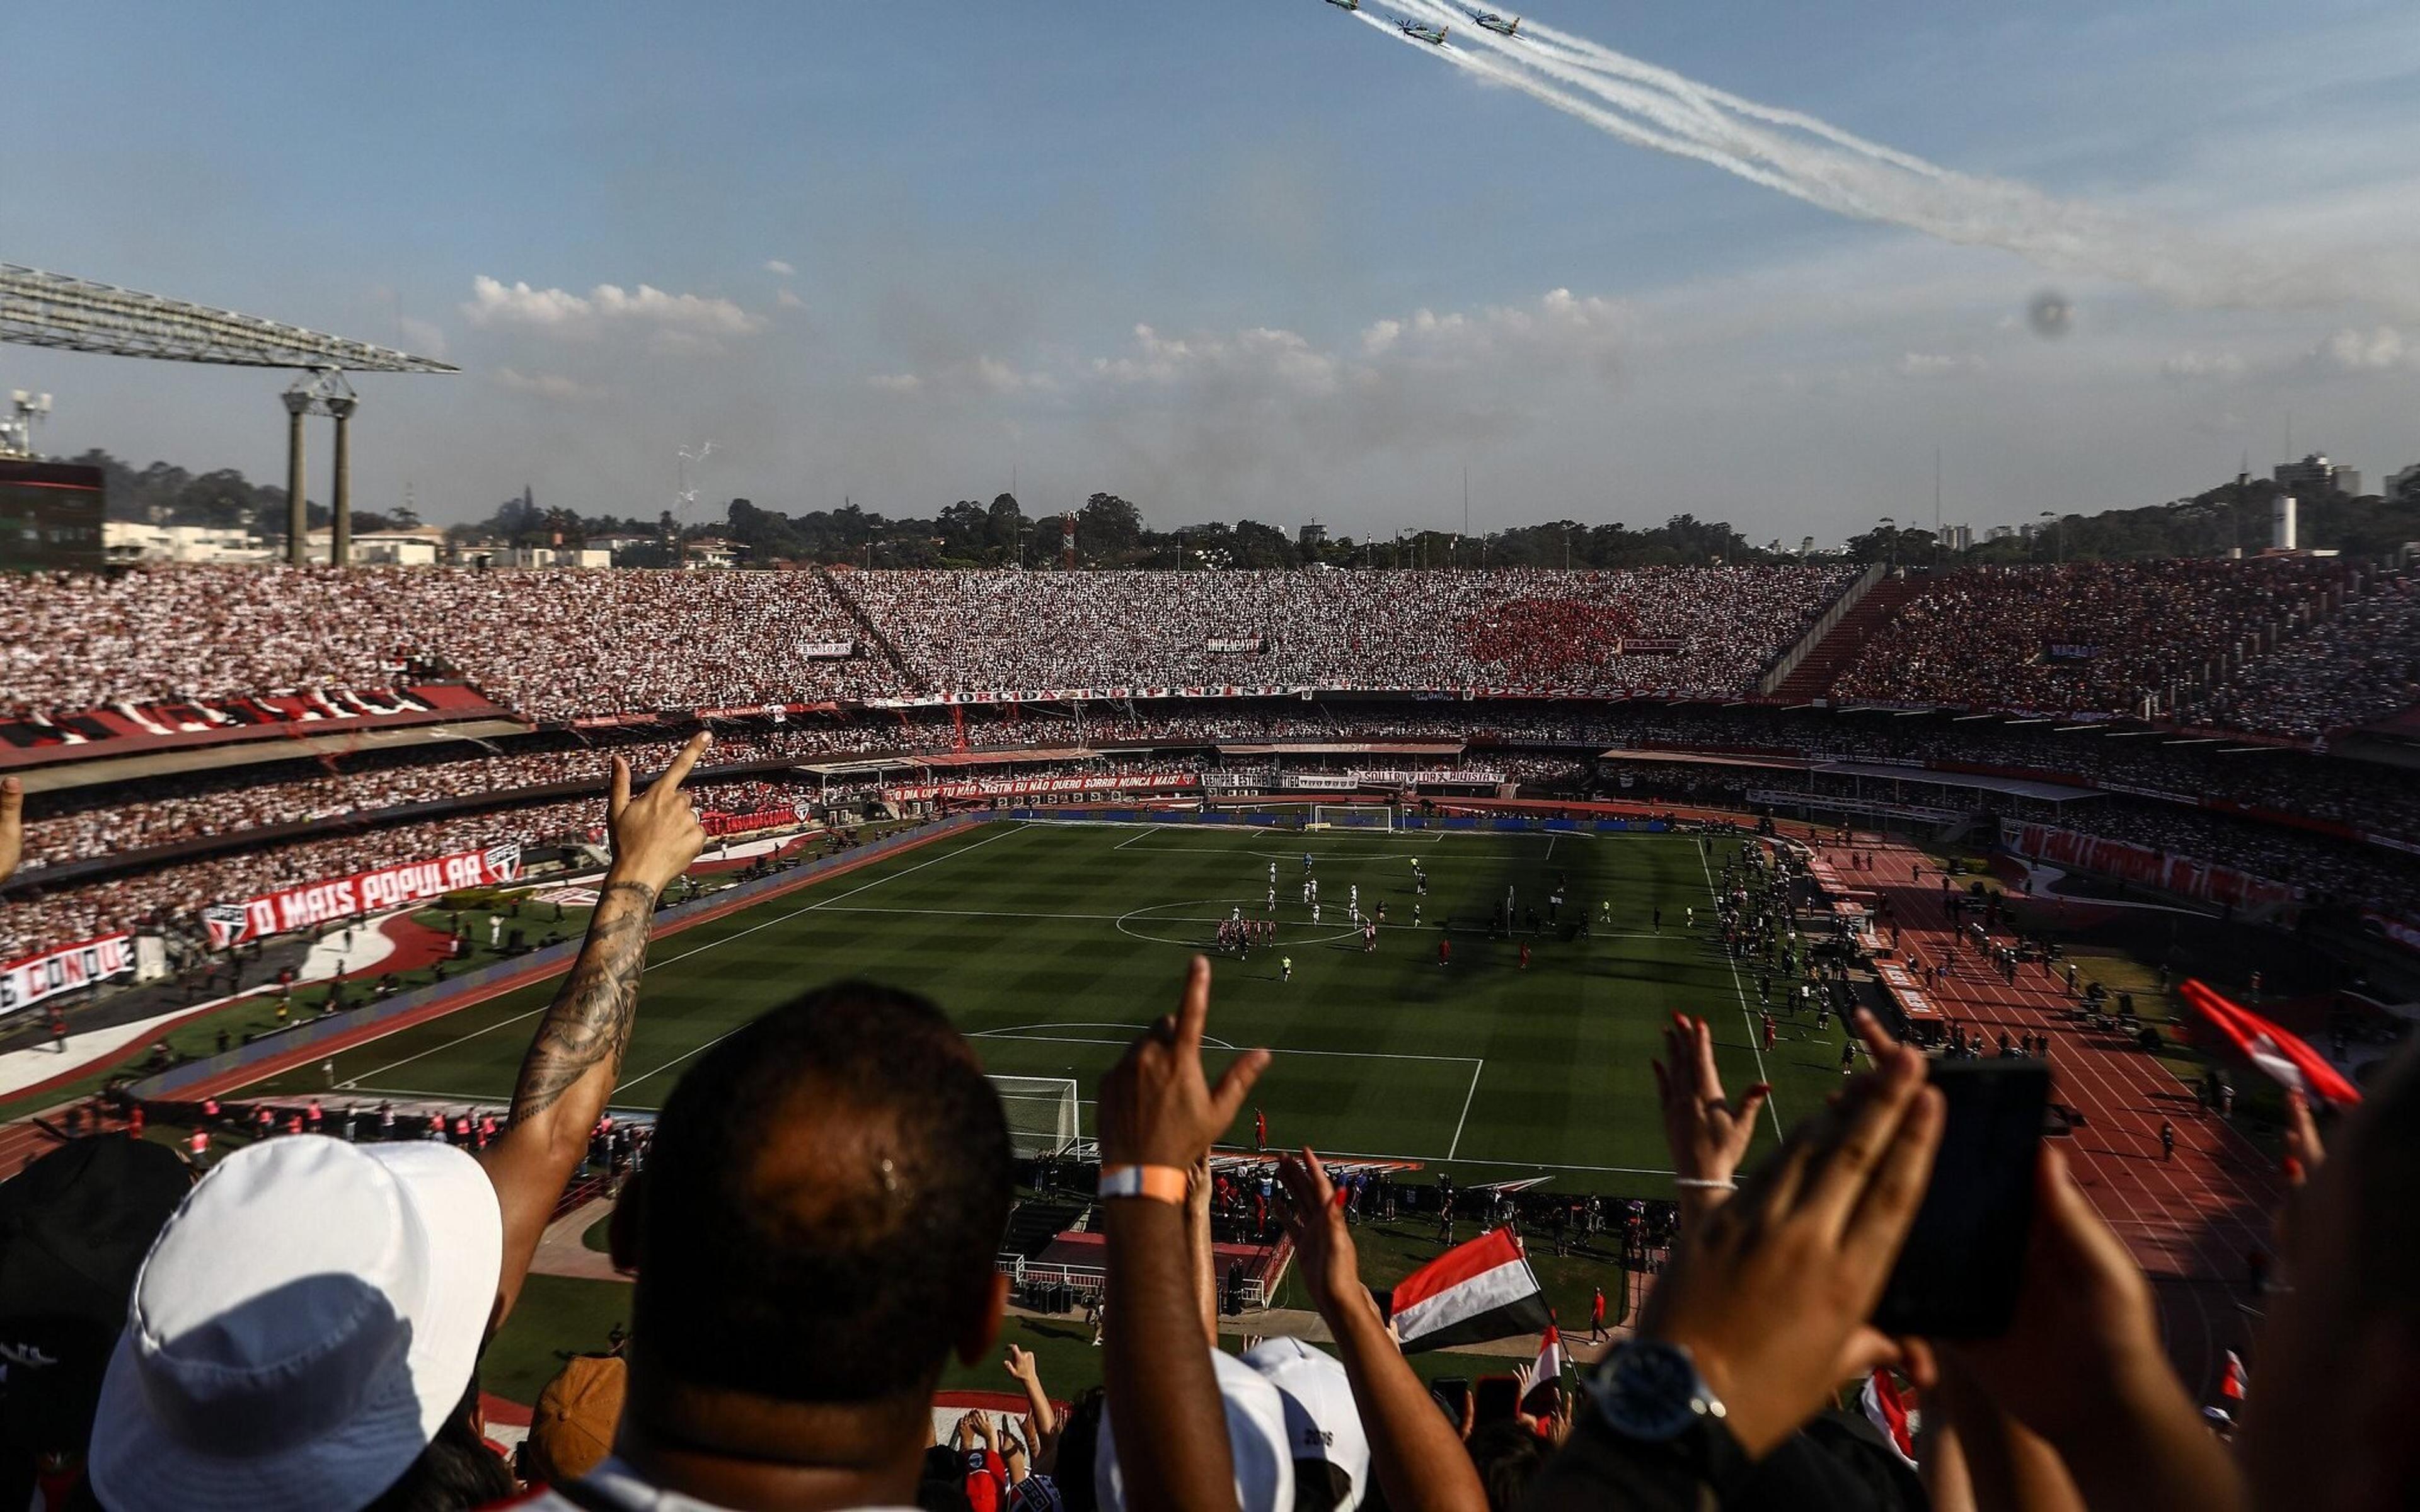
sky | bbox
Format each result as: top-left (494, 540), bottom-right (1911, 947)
top-left (3, 0), bottom-right (2417, 547)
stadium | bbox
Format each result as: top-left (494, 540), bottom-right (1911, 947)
top-left (4, 6), bottom-right (2419, 1511)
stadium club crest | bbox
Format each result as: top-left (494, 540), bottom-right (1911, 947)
top-left (484, 844), bottom-right (525, 883)
top-left (202, 903), bottom-right (253, 951)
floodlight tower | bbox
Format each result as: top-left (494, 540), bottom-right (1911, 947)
top-left (2, 390), bottom-right (50, 459)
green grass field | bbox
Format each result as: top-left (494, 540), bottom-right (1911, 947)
top-left (251, 816), bottom-right (1852, 1186)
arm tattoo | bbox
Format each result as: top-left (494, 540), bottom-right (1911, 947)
top-left (511, 881), bottom-right (654, 1123)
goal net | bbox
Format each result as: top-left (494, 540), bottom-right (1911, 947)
top-left (990, 1075), bottom-right (1083, 1158)
top-left (1313, 803), bottom-right (1396, 832)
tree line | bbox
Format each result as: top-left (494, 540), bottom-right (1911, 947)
top-left (72, 447), bottom-right (2418, 570)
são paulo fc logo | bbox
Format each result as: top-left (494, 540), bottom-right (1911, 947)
top-left (484, 844), bottom-right (524, 882)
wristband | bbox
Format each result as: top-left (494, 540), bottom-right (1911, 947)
top-left (1099, 1164), bottom-right (1188, 1203)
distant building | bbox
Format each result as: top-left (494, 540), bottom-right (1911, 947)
top-left (1985, 525), bottom-right (2018, 543)
top-left (681, 536), bottom-right (741, 570)
top-left (1937, 524), bottom-right (1973, 552)
top-left (2275, 454), bottom-right (2361, 496)
top-left (1298, 520), bottom-right (1330, 550)
top-left (103, 520), bottom-right (268, 566)
top-left (2387, 463), bottom-right (2420, 501)
top-left (3, 458), bottom-right (106, 572)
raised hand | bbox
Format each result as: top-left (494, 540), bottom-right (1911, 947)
top-left (1098, 956), bottom-right (1270, 1170)
top-left (1277, 1148), bottom-right (1364, 1320)
top-left (1652, 1013), bottom-right (1771, 1200)
top-left (606, 732), bottom-right (712, 894)
top-left (1637, 1042), bottom-right (1944, 1458)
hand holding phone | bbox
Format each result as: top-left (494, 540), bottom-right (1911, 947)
top-left (1871, 1058), bottom-right (2050, 1338)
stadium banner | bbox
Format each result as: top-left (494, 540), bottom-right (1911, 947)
top-left (204, 844), bottom-right (526, 948)
top-left (884, 771), bottom-right (1199, 804)
top-left (1613, 638), bottom-right (1686, 655)
top-left (1204, 636), bottom-right (1265, 653)
top-left (2000, 822), bottom-right (2293, 914)
top-left (1, 933), bottom-right (136, 1016)
top-left (2043, 643), bottom-right (2102, 660)
top-left (700, 803), bottom-right (811, 839)
top-left (796, 641), bottom-right (855, 659)
top-left (1278, 774), bottom-right (1362, 791)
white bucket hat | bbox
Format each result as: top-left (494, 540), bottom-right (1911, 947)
top-left (89, 1137), bottom-right (503, 1512)
top-left (1242, 1336), bottom-right (1370, 1511)
top-left (1096, 1348), bottom-right (1295, 1512)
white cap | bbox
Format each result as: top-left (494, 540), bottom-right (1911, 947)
top-left (90, 1137), bottom-right (503, 1511)
top-left (1243, 1336), bottom-right (1370, 1511)
top-left (1096, 1348), bottom-right (1295, 1512)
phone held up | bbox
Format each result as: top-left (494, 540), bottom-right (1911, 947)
top-left (1872, 1057), bottom-right (2052, 1339)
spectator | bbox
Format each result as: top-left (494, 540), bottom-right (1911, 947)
top-left (84, 735), bottom-right (708, 1510)
top-left (514, 974), bottom-right (1016, 1510)
top-left (517, 1354), bottom-right (628, 1488)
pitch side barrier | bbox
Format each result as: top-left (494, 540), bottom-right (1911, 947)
top-left (125, 813), bottom-right (993, 1106)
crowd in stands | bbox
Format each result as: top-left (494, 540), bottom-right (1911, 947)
top-left (0, 566), bottom-right (892, 722)
top-left (1831, 559), bottom-right (2356, 718)
top-left (1, 765), bottom-right (2407, 1511)
top-left (849, 564), bottom-right (1854, 696)
top-left (2183, 573), bottom-right (2420, 738)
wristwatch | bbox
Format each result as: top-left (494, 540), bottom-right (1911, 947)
top-left (1590, 1340), bottom-right (1754, 1490)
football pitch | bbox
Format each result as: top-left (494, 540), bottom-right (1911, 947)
top-left (253, 818), bottom-right (1854, 1190)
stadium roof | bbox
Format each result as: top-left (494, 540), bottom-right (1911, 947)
top-left (0, 263), bottom-right (456, 372)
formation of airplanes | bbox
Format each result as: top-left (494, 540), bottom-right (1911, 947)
top-left (1319, 3), bottom-right (1521, 44)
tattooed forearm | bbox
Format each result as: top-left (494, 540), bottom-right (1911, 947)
top-left (510, 880), bottom-right (655, 1124)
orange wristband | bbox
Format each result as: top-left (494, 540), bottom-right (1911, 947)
top-left (1098, 1164), bottom-right (1188, 1204)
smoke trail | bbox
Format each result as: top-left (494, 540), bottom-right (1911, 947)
top-left (1341, 0), bottom-right (2419, 316)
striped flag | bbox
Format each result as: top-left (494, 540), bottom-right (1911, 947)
top-left (1386, 1228), bottom-right (1552, 1353)
top-left (2221, 1351), bottom-right (2248, 1402)
top-left (1860, 1369), bottom-right (1917, 1468)
top-left (1531, 1323), bottom-right (1567, 1388)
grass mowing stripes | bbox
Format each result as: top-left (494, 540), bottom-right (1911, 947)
top-left (253, 820), bottom-right (1853, 1184)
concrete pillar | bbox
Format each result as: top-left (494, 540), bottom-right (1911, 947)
top-left (328, 397), bottom-right (357, 568)
top-left (283, 392), bottom-right (311, 566)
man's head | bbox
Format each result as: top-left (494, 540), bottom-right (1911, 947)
top-left (616, 980), bottom-right (1013, 1430)
top-left (2247, 1046), bottom-right (2420, 1512)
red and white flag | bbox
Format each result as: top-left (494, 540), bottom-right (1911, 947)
top-left (2221, 1351), bottom-right (2248, 1402)
top-left (1860, 1368), bottom-right (1917, 1468)
top-left (1386, 1228), bottom-right (1552, 1353)
top-left (1531, 1323), bottom-right (1567, 1388)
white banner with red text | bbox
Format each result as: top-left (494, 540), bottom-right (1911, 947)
top-left (204, 844), bottom-right (526, 948)
top-left (883, 772), bottom-right (1199, 804)
top-left (2, 933), bottom-right (137, 1016)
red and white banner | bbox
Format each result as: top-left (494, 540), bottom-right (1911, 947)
top-left (2179, 978), bottom-right (2361, 1106)
top-left (2002, 822), bottom-right (2294, 915)
top-left (701, 803), bottom-right (810, 838)
top-left (205, 844), bottom-right (526, 948)
top-left (883, 771), bottom-right (1199, 804)
top-left (2, 933), bottom-right (136, 1016)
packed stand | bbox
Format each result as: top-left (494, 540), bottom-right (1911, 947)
top-left (848, 565), bottom-right (1855, 696)
top-left (0, 565), bottom-right (896, 723)
top-left (1831, 558), bottom-right (2354, 717)
top-left (2183, 573), bottom-right (2420, 738)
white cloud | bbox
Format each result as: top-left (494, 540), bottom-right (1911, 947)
top-left (395, 316), bottom-right (448, 360)
top-left (1896, 352), bottom-right (1986, 379)
top-left (867, 373), bottom-right (923, 394)
top-left (763, 259), bottom-right (796, 276)
top-left (461, 276), bottom-right (763, 340)
top-left (2160, 350), bottom-right (2247, 382)
top-left (775, 288), bottom-right (806, 311)
top-left (2313, 324), bottom-right (2409, 372)
top-left (493, 367), bottom-right (609, 403)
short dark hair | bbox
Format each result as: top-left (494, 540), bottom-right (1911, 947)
top-left (632, 981), bottom-right (1013, 1402)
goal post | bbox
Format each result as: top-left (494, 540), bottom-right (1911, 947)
top-left (990, 1074), bottom-right (1083, 1158)
top-left (1312, 803), bottom-right (1396, 832)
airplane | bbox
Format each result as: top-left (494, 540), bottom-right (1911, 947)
top-left (1323, 0), bottom-right (1359, 9)
top-left (1470, 9), bottom-right (1520, 35)
top-left (1399, 19), bottom-right (1448, 42)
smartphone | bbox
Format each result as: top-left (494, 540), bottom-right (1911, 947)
top-left (1429, 1377), bottom-right (1470, 1433)
top-left (1473, 1374), bottom-right (1523, 1427)
top-left (1871, 1058), bottom-right (2049, 1338)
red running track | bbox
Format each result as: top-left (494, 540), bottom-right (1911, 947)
top-left (1823, 835), bottom-right (2277, 1402)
